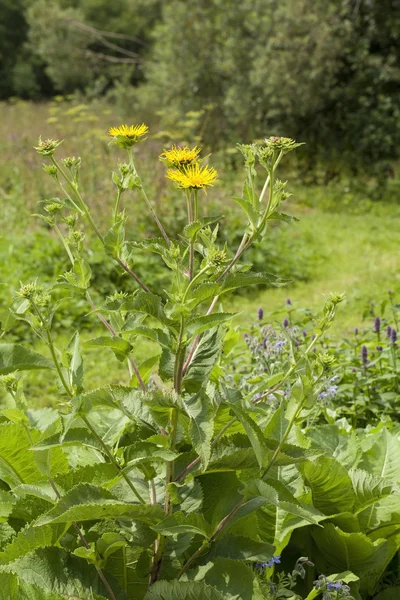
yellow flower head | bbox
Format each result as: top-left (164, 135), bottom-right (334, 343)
top-left (108, 124), bottom-right (148, 149)
top-left (160, 145), bottom-right (201, 168)
top-left (166, 163), bottom-right (218, 190)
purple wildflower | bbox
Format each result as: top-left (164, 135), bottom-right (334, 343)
top-left (387, 325), bottom-right (392, 338)
top-left (302, 330), bottom-right (307, 337)
top-left (374, 316), bottom-right (381, 333)
top-left (255, 555), bottom-right (281, 570)
top-left (361, 345), bottom-right (368, 365)
top-left (376, 346), bottom-right (383, 352)
top-left (354, 328), bottom-right (359, 335)
top-left (327, 582), bottom-right (343, 591)
top-left (258, 307), bottom-right (264, 320)
top-left (392, 328), bottom-right (397, 345)
top-left (286, 298), bottom-right (292, 305)
top-left (283, 318), bottom-right (289, 328)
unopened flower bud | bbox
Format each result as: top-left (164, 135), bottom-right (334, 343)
top-left (35, 137), bottom-right (63, 156)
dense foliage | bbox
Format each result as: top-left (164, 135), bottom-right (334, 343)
top-left (3, 0), bottom-right (400, 167)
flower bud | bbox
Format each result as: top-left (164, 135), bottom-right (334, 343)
top-left (34, 137), bottom-right (63, 156)
top-left (43, 164), bottom-right (58, 179)
top-left (257, 307), bottom-right (264, 320)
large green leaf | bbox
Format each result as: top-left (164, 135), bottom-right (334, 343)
top-left (207, 534), bottom-right (274, 562)
top-left (308, 425), bottom-right (361, 471)
top-left (311, 524), bottom-right (391, 592)
top-left (0, 548), bottom-right (110, 599)
top-left (0, 344), bottom-right (53, 375)
top-left (35, 484), bottom-right (164, 526)
top-left (144, 580), bottom-right (224, 599)
top-left (186, 313), bottom-right (236, 340)
top-left (183, 329), bottom-right (223, 393)
top-left (351, 469), bottom-right (400, 531)
top-left (0, 523), bottom-right (68, 564)
top-left (152, 511), bottom-right (211, 538)
top-left (300, 456), bottom-right (356, 515)
top-left (230, 405), bottom-right (269, 469)
top-left (359, 428), bottom-right (400, 481)
top-left (0, 424), bottom-right (49, 487)
top-left (204, 557), bottom-right (254, 600)
top-left (182, 392), bottom-right (215, 469)
top-left (0, 572), bottom-right (68, 600)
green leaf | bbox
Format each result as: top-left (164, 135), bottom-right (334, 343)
top-left (230, 405), bottom-right (269, 469)
top-left (0, 424), bottom-right (49, 487)
top-left (144, 580), bottom-right (224, 600)
top-left (351, 469), bottom-right (400, 531)
top-left (374, 589), bottom-right (400, 600)
top-left (130, 291), bottom-right (170, 326)
top-left (0, 547), bottom-right (111, 598)
top-left (0, 523), bottom-right (68, 563)
top-left (84, 335), bottom-right (132, 362)
top-left (249, 479), bottom-right (325, 526)
top-left (359, 428), bottom-right (400, 480)
top-left (0, 572), bottom-right (68, 600)
top-left (104, 219), bottom-right (125, 258)
top-left (208, 534), bottom-right (274, 562)
top-left (300, 457), bottom-right (356, 515)
top-left (182, 392), bottom-right (215, 469)
top-left (183, 329), bottom-right (223, 393)
top-left (184, 216), bottom-right (224, 240)
top-left (152, 511), bottom-right (210, 538)
top-left (130, 354), bottom-right (160, 387)
top-left (186, 313), bottom-right (237, 340)
top-left (188, 282), bottom-right (221, 308)
top-left (66, 331), bottom-right (83, 393)
top-left (231, 196), bottom-right (259, 226)
top-left (205, 557), bottom-right (255, 600)
top-left (220, 271), bottom-right (290, 294)
top-left (168, 478), bottom-right (203, 513)
top-left (35, 484), bottom-right (164, 526)
top-left (268, 212), bottom-right (300, 224)
top-left (311, 523), bottom-right (390, 581)
top-left (0, 344), bottom-right (53, 375)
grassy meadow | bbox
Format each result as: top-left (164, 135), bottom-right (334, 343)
top-left (1, 98), bottom-right (400, 403)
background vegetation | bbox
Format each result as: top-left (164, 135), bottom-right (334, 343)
top-left (2, 0), bottom-right (400, 169)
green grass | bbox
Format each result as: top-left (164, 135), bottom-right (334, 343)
top-left (236, 204), bottom-right (400, 335)
top-left (1, 98), bottom-right (400, 403)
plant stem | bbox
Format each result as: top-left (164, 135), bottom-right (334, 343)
top-left (127, 149), bottom-right (170, 247)
top-left (86, 292), bottom-right (147, 392)
top-left (182, 266), bottom-right (208, 304)
top-left (81, 414), bottom-right (145, 504)
top-left (51, 157), bottom-right (150, 292)
top-left (30, 300), bottom-right (74, 398)
top-left (54, 223), bottom-right (75, 264)
top-left (115, 257), bottom-right (151, 293)
top-left (113, 188), bottom-right (122, 221)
